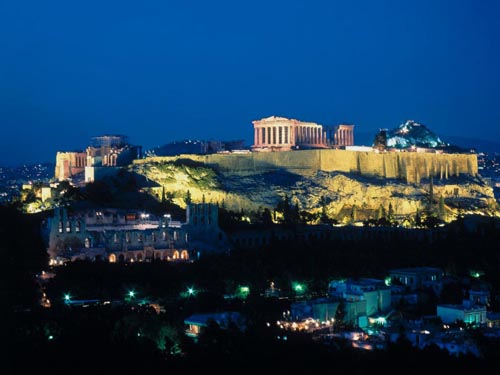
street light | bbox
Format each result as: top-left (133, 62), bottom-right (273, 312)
top-left (64, 293), bottom-right (72, 304)
top-left (292, 282), bottom-right (306, 295)
top-left (181, 286), bottom-right (196, 298)
top-left (238, 286), bottom-right (250, 299)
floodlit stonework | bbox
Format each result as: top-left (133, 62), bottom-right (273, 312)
top-left (251, 116), bottom-right (354, 151)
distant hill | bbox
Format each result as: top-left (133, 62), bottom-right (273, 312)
top-left (439, 136), bottom-right (500, 154)
top-left (355, 125), bottom-right (500, 154)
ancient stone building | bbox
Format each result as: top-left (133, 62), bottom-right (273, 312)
top-left (251, 116), bottom-right (354, 151)
top-left (45, 203), bottom-right (229, 263)
top-left (54, 151), bottom-right (87, 181)
top-left (54, 134), bottom-right (142, 183)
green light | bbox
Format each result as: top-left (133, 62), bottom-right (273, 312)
top-left (64, 293), bottom-right (71, 302)
top-left (238, 286), bottom-right (250, 299)
top-left (48, 335), bottom-right (54, 340)
top-left (384, 277), bottom-right (391, 286)
top-left (181, 286), bottom-right (197, 298)
top-left (240, 286), bottom-right (250, 293)
top-left (292, 282), bottom-right (305, 293)
top-left (128, 290), bottom-right (136, 298)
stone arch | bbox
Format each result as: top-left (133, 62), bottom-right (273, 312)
top-left (181, 250), bottom-right (189, 260)
top-left (173, 250), bottom-right (180, 260)
top-left (118, 254), bottom-right (125, 262)
top-left (108, 254), bottom-right (117, 263)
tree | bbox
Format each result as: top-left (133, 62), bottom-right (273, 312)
top-left (185, 190), bottom-right (192, 205)
top-left (414, 208), bottom-right (422, 227)
top-left (261, 208), bottom-right (273, 225)
top-left (334, 300), bottom-right (347, 330)
top-left (438, 195), bottom-right (445, 220)
top-left (429, 175), bottom-right (434, 204)
top-left (376, 204), bottom-right (386, 221)
top-left (350, 205), bottom-right (357, 222)
top-left (388, 202), bottom-right (395, 223)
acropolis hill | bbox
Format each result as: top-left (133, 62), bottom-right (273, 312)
top-left (131, 149), bottom-right (496, 223)
top-left (54, 117), bottom-right (497, 222)
top-left (136, 149), bottom-right (478, 183)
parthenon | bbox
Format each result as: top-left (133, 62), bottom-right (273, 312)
top-left (251, 116), bottom-right (354, 151)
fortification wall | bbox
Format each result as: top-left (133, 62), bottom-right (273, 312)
top-left (134, 150), bottom-right (478, 183)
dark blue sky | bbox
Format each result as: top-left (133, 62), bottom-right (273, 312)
top-left (1, 0), bottom-right (499, 166)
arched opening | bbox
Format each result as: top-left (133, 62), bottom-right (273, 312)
top-left (118, 254), bottom-right (125, 262)
top-left (181, 250), bottom-right (189, 260)
top-left (173, 251), bottom-right (180, 260)
top-left (109, 254), bottom-right (117, 263)
top-left (137, 253), bottom-right (143, 262)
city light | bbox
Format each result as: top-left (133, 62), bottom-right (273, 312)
top-left (292, 282), bottom-right (306, 294)
top-left (181, 286), bottom-right (197, 298)
top-left (238, 285), bottom-right (250, 299)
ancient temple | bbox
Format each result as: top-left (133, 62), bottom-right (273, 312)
top-left (251, 116), bottom-right (354, 151)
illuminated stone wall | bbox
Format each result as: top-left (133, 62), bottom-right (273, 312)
top-left (135, 150), bottom-right (478, 184)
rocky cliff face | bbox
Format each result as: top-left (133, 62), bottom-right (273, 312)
top-left (130, 157), bottom-right (498, 224)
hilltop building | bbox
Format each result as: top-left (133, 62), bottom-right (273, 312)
top-left (44, 202), bottom-right (229, 264)
top-left (251, 116), bottom-right (354, 152)
top-left (55, 135), bottom-right (142, 184)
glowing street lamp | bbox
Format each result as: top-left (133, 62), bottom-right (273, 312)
top-left (237, 285), bottom-right (250, 299)
top-left (63, 293), bottom-right (72, 304)
top-left (181, 286), bottom-right (196, 298)
top-left (292, 282), bottom-right (306, 295)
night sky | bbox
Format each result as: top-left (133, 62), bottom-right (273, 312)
top-left (1, 0), bottom-right (499, 166)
